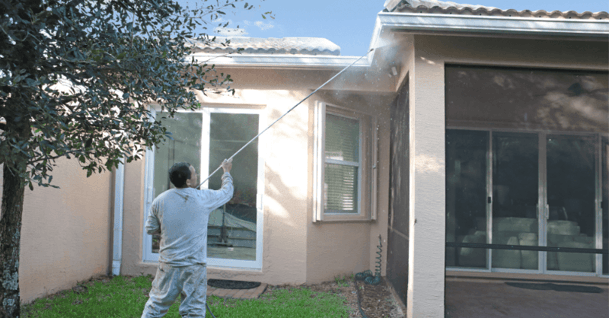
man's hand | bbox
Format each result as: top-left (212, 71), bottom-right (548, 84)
top-left (221, 158), bottom-right (233, 173)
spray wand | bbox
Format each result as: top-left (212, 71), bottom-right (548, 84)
top-left (196, 48), bottom-right (374, 189)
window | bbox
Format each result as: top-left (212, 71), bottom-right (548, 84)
top-left (313, 102), bottom-right (377, 222)
top-left (143, 107), bottom-right (264, 269)
top-left (325, 113), bottom-right (360, 213)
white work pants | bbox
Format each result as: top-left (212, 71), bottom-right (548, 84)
top-left (141, 263), bottom-right (207, 318)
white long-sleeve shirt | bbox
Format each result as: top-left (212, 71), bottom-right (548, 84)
top-left (145, 172), bottom-right (234, 266)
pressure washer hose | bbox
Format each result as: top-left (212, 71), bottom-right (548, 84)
top-left (206, 303), bottom-right (216, 318)
top-left (196, 48), bottom-right (374, 189)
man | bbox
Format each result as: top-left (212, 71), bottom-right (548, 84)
top-left (142, 159), bottom-right (234, 318)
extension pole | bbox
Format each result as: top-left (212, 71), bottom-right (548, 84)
top-left (197, 48), bottom-right (373, 189)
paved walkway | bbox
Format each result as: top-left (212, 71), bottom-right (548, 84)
top-left (446, 279), bottom-right (609, 318)
top-left (206, 283), bottom-right (267, 299)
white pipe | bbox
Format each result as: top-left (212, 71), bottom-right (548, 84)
top-left (112, 163), bottom-right (125, 276)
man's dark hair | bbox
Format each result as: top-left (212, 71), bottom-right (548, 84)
top-left (169, 162), bottom-right (192, 188)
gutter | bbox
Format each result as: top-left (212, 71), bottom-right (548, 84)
top-left (189, 53), bottom-right (372, 69)
top-left (372, 12), bottom-right (609, 43)
top-left (112, 163), bottom-right (125, 276)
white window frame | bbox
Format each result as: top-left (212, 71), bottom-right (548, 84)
top-left (143, 106), bottom-right (265, 270)
top-left (313, 102), bottom-right (378, 222)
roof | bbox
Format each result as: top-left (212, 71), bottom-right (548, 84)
top-left (189, 37), bottom-right (341, 56)
top-left (385, 0), bottom-right (609, 20)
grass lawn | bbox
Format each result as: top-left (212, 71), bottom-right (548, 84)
top-left (21, 275), bottom-right (351, 318)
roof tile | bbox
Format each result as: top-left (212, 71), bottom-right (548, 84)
top-left (390, 0), bottom-right (608, 19)
top-left (189, 37), bottom-right (341, 56)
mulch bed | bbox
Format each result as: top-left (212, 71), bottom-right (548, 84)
top-left (296, 277), bottom-right (403, 318)
top-left (355, 278), bottom-right (402, 317)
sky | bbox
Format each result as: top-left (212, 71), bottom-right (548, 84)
top-left (182, 0), bottom-right (609, 56)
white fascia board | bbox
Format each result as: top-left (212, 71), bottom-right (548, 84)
top-left (369, 15), bottom-right (386, 52)
top-left (376, 12), bottom-right (609, 38)
top-left (190, 53), bottom-right (372, 69)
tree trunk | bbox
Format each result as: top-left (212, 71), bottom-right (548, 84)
top-left (0, 164), bottom-right (26, 318)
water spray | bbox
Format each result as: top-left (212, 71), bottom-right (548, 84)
top-left (196, 48), bottom-right (374, 189)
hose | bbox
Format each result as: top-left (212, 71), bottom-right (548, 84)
top-left (354, 277), bottom-right (370, 318)
top-left (354, 234), bottom-right (383, 317)
top-left (206, 303), bottom-right (217, 318)
top-left (364, 235), bottom-right (382, 285)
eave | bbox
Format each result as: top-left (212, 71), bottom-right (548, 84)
top-left (189, 53), bottom-right (373, 70)
top-left (371, 12), bottom-right (609, 47)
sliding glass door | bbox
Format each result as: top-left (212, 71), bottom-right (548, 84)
top-left (146, 108), bottom-right (264, 269)
top-left (546, 135), bottom-right (597, 273)
top-left (491, 132), bottom-right (539, 271)
top-left (202, 109), bottom-right (262, 268)
top-left (447, 129), bottom-right (605, 276)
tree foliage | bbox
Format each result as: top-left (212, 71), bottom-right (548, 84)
top-left (0, 0), bottom-right (271, 316)
top-left (0, 0), bottom-right (270, 187)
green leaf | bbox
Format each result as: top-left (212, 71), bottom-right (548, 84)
top-left (1, 0), bottom-right (265, 189)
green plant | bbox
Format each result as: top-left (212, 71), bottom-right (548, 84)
top-left (20, 275), bottom-right (350, 318)
top-left (334, 275), bottom-right (350, 288)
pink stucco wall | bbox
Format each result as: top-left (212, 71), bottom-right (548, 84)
top-left (0, 158), bottom-right (113, 304)
top-left (119, 77), bottom-right (394, 286)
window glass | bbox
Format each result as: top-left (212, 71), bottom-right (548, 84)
top-left (492, 132), bottom-right (539, 270)
top-left (546, 135), bottom-right (596, 273)
top-left (325, 164), bottom-right (359, 213)
top-left (446, 129), bottom-right (488, 268)
top-left (152, 112), bottom-right (203, 253)
top-left (324, 113), bottom-right (360, 213)
top-left (207, 113), bottom-right (259, 261)
top-left (325, 114), bottom-right (359, 162)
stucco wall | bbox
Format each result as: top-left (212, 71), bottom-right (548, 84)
top-left (120, 70), bottom-right (394, 285)
top-left (121, 89), bottom-right (313, 285)
top-left (305, 91), bottom-right (393, 283)
top-left (0, 158), bottom-right (113, 304)
top-left (402, 35), bottom-right (448, 318)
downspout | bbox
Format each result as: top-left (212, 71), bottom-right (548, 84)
top-left (112, 163), bottom-right (125, 276)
